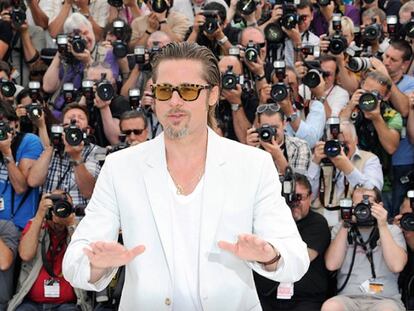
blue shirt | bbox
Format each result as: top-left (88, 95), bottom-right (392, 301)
top-left (0, 133), bottom-right (43, 229)
top-left (392, 75), bottom-right (414, 166)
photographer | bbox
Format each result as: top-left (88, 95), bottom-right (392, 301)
top-left (81, 61), bottom-right (130, 147)
top-left (246, 105), bottom-right (311, 175)
top-left (47, 0), bottom-right (109, 40)
top-left (0, 101), bottom-right (43, 231)
top-left (43, 13), bottom-right (95, 121)
top-left (170, 0), bottom-right (228, 24)
top-left (0, 219), bottom-right (20, 311)
top-left (27, 103), bottom-right (104, 206)
top-left (108, 0), bottom-right (143, 24)
top-left (0, 61), bottom-right (21, 104)
top-left (255, 173), bottom-right (330, 311)
top-left (119, 110), bottom-right (148, 145)
top-left (7, 191), bottom-right (91, 311)
top-left (361, 8), bottom-right (389, 57)
top-left (186, 2), bottom-right (236, 56)
top-left (322, 187), bottom-right (407, 311)
top-left (217, 55), bottom-right (255, 143)
top-left (308, 118), bottom-right (383, 224)
top-left (129, 0), bottom-right (190, 48)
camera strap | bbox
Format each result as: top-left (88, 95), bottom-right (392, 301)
top-left (41, 229), bottom-right (67, 278)
top-left (354, 226), bottom-right (379, 279)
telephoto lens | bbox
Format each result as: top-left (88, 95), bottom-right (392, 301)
top-left (359, 92), bottom-right (379, 112)
top-left (237, 0), bottom-right (259, 15)
top-left (347, 57), bottom-right (371, 72)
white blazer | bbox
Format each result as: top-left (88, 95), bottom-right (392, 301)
top-left (63, 129), bottom-right (309, 311)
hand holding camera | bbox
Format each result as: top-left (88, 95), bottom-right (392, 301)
top-left (0, 130), bottom-right (12, 156)
top-left (193, 13), bottom-right (206, 33)
top-left (246, 127), bottom-right (260, 147)
top-left (370, 201), bottom-right (388, 228)
top-left (147, 13), bottom-right (160, 33)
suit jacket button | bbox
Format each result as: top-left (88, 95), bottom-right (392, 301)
top-left (165, 298), bottom-right (171, 305)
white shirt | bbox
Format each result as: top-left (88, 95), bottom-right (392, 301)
top-left (326, 85), bottom-right (350, 117)
top-left (168, 174), bottom-right (204, 311)
top-left (284, 30), bottom-right (320, 68)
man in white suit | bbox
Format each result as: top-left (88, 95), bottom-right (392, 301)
top-left (63, 42), bottom-right (309, 310)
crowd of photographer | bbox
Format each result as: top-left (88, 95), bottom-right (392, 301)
top-left (0, 0), bottom-right (413, 309)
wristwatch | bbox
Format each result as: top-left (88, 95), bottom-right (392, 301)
top-left (69, 159), bottom-right (84, 167)
top-left (231, 103), bottom-right (241, 112)
top-left (3, 155), bottom-right (14, 165)
top-left (217, 36), bottom-right (228, 46)
top-left (286, 112), bottom-right (299, 122)
top-left (316, 95), bottom-right (327, 103)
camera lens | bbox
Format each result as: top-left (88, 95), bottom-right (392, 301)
top-left (264, 23), bottom-right (285, 44)
top-left (237, 0), bottom-right (257, 15)
top-left (50, 194), bottom-right (74, 218)
top-left (0, 80), bottom-right (16, 98)
top-left (324, 140), bottom-right (341, 157)
top-left (0, 121), bottom-right (10, 141)
top-left (152, 0), bottom-right (168, 13)
top-left (257, 124), bottom-right (276, 142)
top-left (348, 57), bottom-right (371, 72)
top-left (401, 213), bottom-right (414, 231)
top-left (354, 202), bottom-right (372, 223)
top-left (26, 103), bottom-right (43, 120)
top-left (281, 14), bottom-right (298, 30)
top-left (359, 92), bottom-right (378, 112)
top-left (97, 82), bottom-right (115, 101)
top-left (303, 69), bottom-right (321, 88)
top-left (270, 83), bottom-right (288, 102)
top-left (112, 40), bottom-right (128, 58)
top-left (329, 35), bottom-right (347, 55)
top-left (222, 72), bottom-right (238, 90)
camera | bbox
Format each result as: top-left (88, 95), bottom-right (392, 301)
top-left (46, 193), bottom-right (85, 219)
top-left (148, 42), bottom-right (162, 62)
top-left (152, 0), bottom-right (169, 13)
top-left (264, 22), bottom-right (285, 45)
top-left (403, 12), bottom-right (414, 39)
top-left (108, 0), bottom-right (123, 7)
top-left (324, 117), bottom-right (341, 158)
top-left (386, 15), bottom-right (398, 39)
top-left (96, 73), bottom-right (115, 101)
top-left (400, 190), bottom-right (414, 231)
top-left (271, 61), bottom-right (288, 102)
top-left (300, 45), bottom-right (320, 57)
top-left (282, 167), bottom-right (300, 208)
top-left (229, 46), bottom-right (241, 57)
top-left (0, 79), bottom-right (16, 98)
top-left (28, 81), bottom-right (41, 102)
top-left (347, 57), bottom-right (371, 72)
top-left (302, 60), bottom-right (325, 89)
top-left (0, 120), bottom-right (11, 141)
top-left (201, 10), bottom-right (219, 34)
top-left (257, 124), bottom-right (276, 142)
top-left (129, 88), bottom-right (141, 109)
top-left (340, 195), bottom-right (376, 227)
top-left (318, 0), bottom-right (330, 6)
top-left (134, 46), bottom-right (146, 64)
top-left (11, 1), bottom-right (26, 28)
top-left (363, 18), bottom-right (382, 42)
top-left (222, 65), bottom-right (243, 90)
top-left (329, 15), bottom-right (347, 55)
top-left (359, 91), bottom-right (379, 112)
top-left (401, 170), bottom-right (414, 187)
top-left (26, 103), bottom-right (43, 120)
top-left (281, 4), bottom-right (300, 30)
top-left (51, 124), bottom-right (64, 154)
top-left (63, 83), bottom-right (75, 104)
top-left (82, 80), bottom-right (95, 102)
top-left (237, 0), bottom-right (260, 15)
top-left (64, 120), bottom-right (87, 146)
top-left (244, 40), bottom-right (260, 62)
top-left (70, 32), bottom-right (87, 54)
top-left (56, 34), bottom-right (70, 57)
top-left (112, 20), bottom-right (128, 59)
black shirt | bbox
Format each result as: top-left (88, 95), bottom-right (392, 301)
top-left (254, 211), bottom-right (331, 311)
top-left (0, 20), bottom-right (13, 62)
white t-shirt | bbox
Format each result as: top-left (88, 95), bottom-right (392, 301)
top-left (168, 173), bottom-right (204, 310)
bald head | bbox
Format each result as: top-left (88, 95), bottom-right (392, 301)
top-left (219, 56), bottom-right (243, 75)
top-left (240, 27), bottom-right (265, 46)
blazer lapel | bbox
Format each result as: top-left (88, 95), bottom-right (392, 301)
top-left (143, 134), bottom-right (174, 282)
top-left (199, 129), bottom-right (226, 256)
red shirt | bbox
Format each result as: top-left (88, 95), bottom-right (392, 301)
top-left (22, 220), bottom-right (76, 304)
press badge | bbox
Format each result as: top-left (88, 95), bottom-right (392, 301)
top-left (360, 279), bottom-right (384, 294)
top-left (277, 283), bottom-right (294, 299)
top-left (0, 197), bottom-right (4, 211)
top-left (44, 279), bottom-right (60, 298)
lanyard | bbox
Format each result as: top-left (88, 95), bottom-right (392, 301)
top-left (354, 226), bottom-right (378, 279)
top-left (41, 229), bottom-right (67, 278)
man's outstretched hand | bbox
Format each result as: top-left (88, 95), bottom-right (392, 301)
top-left (218, 234), bottom-right (277, 264)
top-left (84, 241), bottom-right (145, 270)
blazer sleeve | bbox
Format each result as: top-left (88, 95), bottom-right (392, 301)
top-left (63, 155), bottom-right (121, 291)
top-left (246, 152), bottom-right (310, 283)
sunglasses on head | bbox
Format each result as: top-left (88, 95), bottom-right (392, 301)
top-left (256, 103), bottom-right (281, 114)
top-left (122, 129), bottom-right (145, 136)
top-left (151, 83), bottom-right (212, 101)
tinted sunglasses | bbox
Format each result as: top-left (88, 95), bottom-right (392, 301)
top-left (256, 103), bottom-right (281, 114)
top-left (122, 128), bottom-right (145, 136)
top-left (151, 83), bottom-right (212, 101)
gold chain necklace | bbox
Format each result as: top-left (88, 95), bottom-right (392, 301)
top-left (167, 167), bottom-right (205, 195)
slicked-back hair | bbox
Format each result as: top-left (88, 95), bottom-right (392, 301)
top-left (151, 42), bottom-right (220, 129)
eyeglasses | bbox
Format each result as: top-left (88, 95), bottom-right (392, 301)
top-left (122, 128), bottom-right (145, 136)
top-left (151, 83), bottom-right (212, 101)
top-left (256, 103), bottom-right (281, 114)
top-left (295, 193), bottom-right (310, 201)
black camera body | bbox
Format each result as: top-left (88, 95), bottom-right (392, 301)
top-left (129, 88), bottom-right (141, 109)
top-left (281, 4), bottom-right (299, 30)
top-left (359, 91), bottom-right (379, 112)
top-left (11, 1), bottom-right (26, 29)
top-left (63, 83), bottom-right (75, 104)
top-left (112, 20), bottom-right (128, 58)
top-left (134, 46), bottom-right (146, 64)
top-left (303, 60), bottom-right (325, 89)
top-left (264, 22), bottom-right (285, 45)
top-left (64, 120), bottom-right (87, 146)
top-left (26, 103), bottom-right (43, 121)
top-left (329, 32), bottom-right (348, 55)
top-left (201, 10), bottom-right (219, 34)
top-left (400, 191), bottom-right (414, 231)
top-left (257, 124), bottom-right (276, 142)
top-left (96, 74), bottom-right (115, 101)
top-left (0, 120), bottom-right (11, 141)
top-left (152, 0), bottom-right (169, 13)
top-left (347, 57), bottom-right (371, 72)
top-left (70, 32), bottom-right (87, 54)
top-left (340, 196), bottom-right (376, 227)
top-left (28, 81), bottom-right (41, 102)
top-left (222, 65), bottom-right (243, 90)
top-left (300, 45), bottom-right (320, 57)
top-left (0, 79), bottom-right (16, 98)
top-left (82, 80), bottom-right (95, 102)
top-left (403, 12), bottom-right (414, 39)
top-left (244, 40), bottom-right (260, 62)
top-left (282, 167), bottom-right (300, 208)
top-left (323, 117), bottom-right (341, 158)
top-left (363, 18), bottom-right (382, 42)
top-left (237, 0), bottom-right (260, 15)
top-left (46, 193), bottom-right (85, 219)
top-left (108, 0), bottom-right (123, 7)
